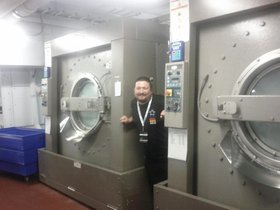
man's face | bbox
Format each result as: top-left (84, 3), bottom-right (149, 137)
top-left (134, 80), bottom-right (152, 104)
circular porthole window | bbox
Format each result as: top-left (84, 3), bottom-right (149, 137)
top-left (248, 68), bottom-right (280, 152)
top-left (69, 73), bottom-right (104, 136)
top-left (230, 49), bottom-right (280, 187)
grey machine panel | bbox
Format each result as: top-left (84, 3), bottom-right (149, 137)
top-left (155, 1), bottom-right (280, 210)
top-left (39, 18), bottom-right (168, 210)
top-left (195, 3), bottom-right (280, 210)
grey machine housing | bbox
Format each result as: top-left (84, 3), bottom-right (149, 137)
top-left (39, 18), bottom-right (168, 210)
top-left (155, 1), bottom-right (280, 210)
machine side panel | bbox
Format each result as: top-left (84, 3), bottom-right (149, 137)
top-left (111, 38), bottom-right (162, 172)
top-left (121, 39), bottom-right (158, 170)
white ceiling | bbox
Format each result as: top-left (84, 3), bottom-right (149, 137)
top-left (42, 0), bottom-right (169, 20)
top-left (0, 0), bottom-right (170, 30)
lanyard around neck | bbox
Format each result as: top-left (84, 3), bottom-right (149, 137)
top-left (137, 96), bottom-right (153, 129)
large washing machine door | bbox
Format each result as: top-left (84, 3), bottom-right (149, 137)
top-left (60, 73), bottom-right (105, 141)
top-left (217, 49), bottom-right (280, 188)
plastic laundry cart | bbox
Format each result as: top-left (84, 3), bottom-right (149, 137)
top-left (0, 127), bottom-right (45, 180)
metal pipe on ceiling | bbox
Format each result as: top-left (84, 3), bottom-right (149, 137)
top-left (13, 0), bottom-right (50, 18)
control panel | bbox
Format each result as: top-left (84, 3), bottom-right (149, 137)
top-left (164, 61), bottom-right (188, 128)
top-left (41, 67), bottom-right (53, 116)
top-left (41, 78), bottom-right (50, 115)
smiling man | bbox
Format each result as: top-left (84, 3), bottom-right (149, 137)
top-left (120, 76), bottom-right (168, 192)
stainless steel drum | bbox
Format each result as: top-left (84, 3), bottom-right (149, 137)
top-left (229, 49), bottom-right (280, 188)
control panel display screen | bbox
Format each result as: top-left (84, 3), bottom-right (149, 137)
top-left (165, 64), bottom-right (183, 112)
top-left (171, 41), bottom-right (185, 62)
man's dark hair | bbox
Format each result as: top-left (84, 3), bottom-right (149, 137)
top-left (135, 76), bottom-right (153, 89)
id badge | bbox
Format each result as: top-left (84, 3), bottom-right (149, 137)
top-left (139, 131), bottom-right (148, 143)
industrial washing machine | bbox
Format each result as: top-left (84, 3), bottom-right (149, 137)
top-left (38, 18), bottom-right (168, 210)
top-left (155, 1), bottom-right (280, 210)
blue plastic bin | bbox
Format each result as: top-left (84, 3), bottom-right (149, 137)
top-left (0, 127), bottom-right (45, 150)
top-left (0, 161), bottom-right (38, 176)
top-left (0, 127), bottom-right (45, 176)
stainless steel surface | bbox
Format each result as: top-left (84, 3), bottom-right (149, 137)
top-left (219, 130), bottom-right (280, 189)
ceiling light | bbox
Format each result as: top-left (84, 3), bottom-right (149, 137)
top-left (53, 32), bottom-right (104, 53)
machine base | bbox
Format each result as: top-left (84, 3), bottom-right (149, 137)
top-left (38, 149), bottom-right (151, 210)
top-left (154, 181), bottom-right (238, 210)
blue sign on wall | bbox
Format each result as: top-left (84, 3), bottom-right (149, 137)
top-left (171, 41), bottom-right (185, 62)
